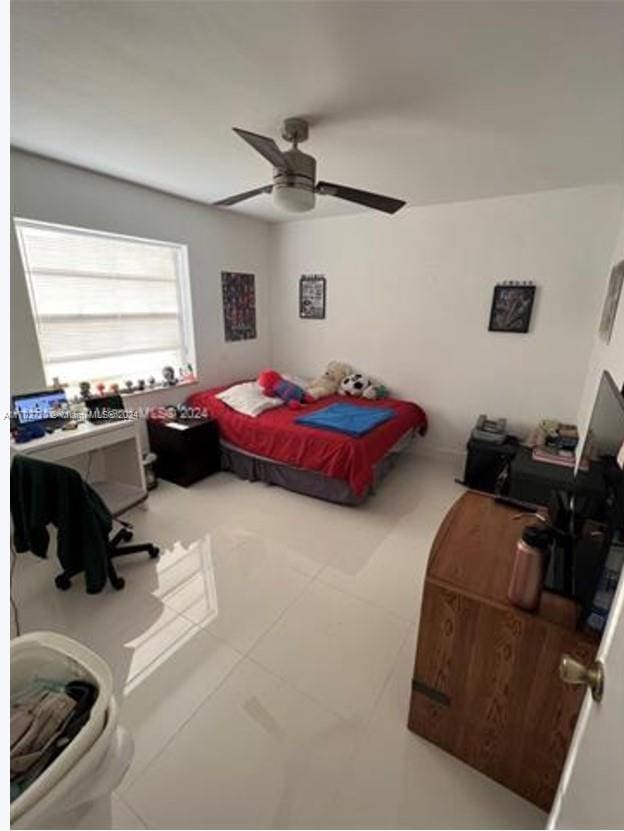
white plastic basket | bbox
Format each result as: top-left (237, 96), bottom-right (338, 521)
top-left (12, 699), bottom-right (133, 830)
top-left (10, 631), bottom-right (113, 824)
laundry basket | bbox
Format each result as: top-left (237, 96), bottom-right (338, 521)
top-left (10, 631), bottom-right (116, 826)
top-left (13, 696), bottom-right (133, 830)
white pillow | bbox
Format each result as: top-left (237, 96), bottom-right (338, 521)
top-left (216, 382), bottom-right (284, 418)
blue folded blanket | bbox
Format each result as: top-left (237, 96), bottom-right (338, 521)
top-left (296, 403), bottom-right (395, 437)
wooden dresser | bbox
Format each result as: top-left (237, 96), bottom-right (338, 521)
top-left (408, 492), bottom-right (598, 811)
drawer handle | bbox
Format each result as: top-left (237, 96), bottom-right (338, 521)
top-left (411, 678), bottom-right (450, 706)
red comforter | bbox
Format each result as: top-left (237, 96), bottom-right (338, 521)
top-left (185, 386), bottom-right (427, 496)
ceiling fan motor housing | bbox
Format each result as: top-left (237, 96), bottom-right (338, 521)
top-left (273, 148), bottom-right (316, 211)
top-left (217, 117), bottom-right (405, 214)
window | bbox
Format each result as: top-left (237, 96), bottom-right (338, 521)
top-left (14, 218), bottom-right (195, 392)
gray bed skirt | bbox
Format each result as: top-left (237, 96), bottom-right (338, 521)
top-left (218, 429), bottom-right (416, 506)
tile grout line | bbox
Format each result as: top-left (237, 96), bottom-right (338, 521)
top-left (113, 793), bottom-right (148, 829)
top-left (313, 568), bottom-right (420, 626)
top-left (168, 542), bottom-right (320, 657)
top-left (245, 577), bottom-right (413, 724)
top-left (316, 620), bottom-right (419, 823)
top-left (244, 652), bottom-right (351, 725)
top-left (119, 638), bottom-right (246, 803)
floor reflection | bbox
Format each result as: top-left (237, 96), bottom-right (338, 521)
top-left (156, 534), bottom-right (219, 628)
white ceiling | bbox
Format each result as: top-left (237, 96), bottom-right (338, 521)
top-left (11, 0), bottom-right (624, 222)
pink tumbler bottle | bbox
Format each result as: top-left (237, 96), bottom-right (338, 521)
top-left (508, 526), bottom-right (551, 611)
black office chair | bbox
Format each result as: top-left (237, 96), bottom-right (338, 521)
top-left (56, 507), bottom-right (160, 592)
top-left (11, 455), bottom-right (159, 593)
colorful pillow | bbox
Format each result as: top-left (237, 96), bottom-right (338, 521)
top-left (274, 378), bottom-right (307, 404)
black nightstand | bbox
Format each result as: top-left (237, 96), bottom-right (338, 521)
top-left (147, 417), bottom-right (220, 487)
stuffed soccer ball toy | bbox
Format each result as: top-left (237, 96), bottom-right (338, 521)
top-left (339, 373), bottom-right (370, 397)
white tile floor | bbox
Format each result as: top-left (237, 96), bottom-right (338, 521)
top-left (11, 454), bottom-right (546, 829)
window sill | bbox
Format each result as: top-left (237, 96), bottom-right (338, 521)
top-left (119, 379), bottom-right (199, 400)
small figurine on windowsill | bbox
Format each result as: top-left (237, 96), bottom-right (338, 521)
top-left (110, 383), bottom-right (120, 395)
top-left (124, 380), bottom-right (135, 394)
top-left (137, 379), bottom-right (146, 392)
top-left (179, 363), bottom-right (196, 383)
top-left (96, 383), bottom-right (106, 397)
top-left (162, 366), bottom-right (177, 386)
top-left (147, 376), bottom-right (157, 390)
top-left (79, 381), bottom-right (91, 400)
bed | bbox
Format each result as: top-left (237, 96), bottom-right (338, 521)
top-left (185, 385), bottom-right (428, 505)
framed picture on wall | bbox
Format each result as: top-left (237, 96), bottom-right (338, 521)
top-left (599, 260), bottom-right (624, 344)
top-left (488, 283), bottom-right (536, 333)
top-left (221, 271), bottom-right (257, 341)
top-left (299, 274), bottom-right (326, 319)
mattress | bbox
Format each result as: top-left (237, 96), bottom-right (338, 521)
top-left (219, 429), bottom-right (416, 505)
top-left (186, 385), bottom-right (427, 497)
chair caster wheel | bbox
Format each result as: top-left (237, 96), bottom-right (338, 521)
top-left (149, 546), bottom-right (160, 559)
top-left (55, 574), bottom-right (72, 591)
top-left (110, 575), bottom-right (126, 590)
top-left (122, 529), bottom-right (133, 542)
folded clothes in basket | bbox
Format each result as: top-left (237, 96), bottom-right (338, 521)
top-left (10, 680), bottom-right (98, 801)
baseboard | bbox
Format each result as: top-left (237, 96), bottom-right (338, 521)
top-left (408, 440), bottom-right (466, 465)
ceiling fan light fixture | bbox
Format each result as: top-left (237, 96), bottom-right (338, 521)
top-left (273, 184), bottom-right (315, 213)
top-left (215, 119), bottom-right (405, 215)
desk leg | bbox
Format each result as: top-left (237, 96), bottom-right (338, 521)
top-left (102, 436), bottom-right (146, 493)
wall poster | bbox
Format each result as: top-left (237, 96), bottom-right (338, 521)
top-left (299, 274), bottom-right (326, 319)
top-left (221, 271), bottom-right (256, 341)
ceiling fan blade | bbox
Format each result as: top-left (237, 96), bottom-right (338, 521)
top-left (213, 185), bottom-right (273, 207)
top-left (316, 181), bottom-right (405, 214)
top-left (233, 128), bottom-right (292, 171)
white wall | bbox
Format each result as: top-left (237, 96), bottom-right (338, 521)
top-left (10, 149), bottom-right (272, 397)
top-left (269, 185), bottom-right (623, 455)
top-left (577, 206), bottom-right (624, 436)
top-left (11, 149), bottom-right (623, 458)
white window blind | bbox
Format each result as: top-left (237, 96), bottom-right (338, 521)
top-left (14, 218), bottom-right (195, 390)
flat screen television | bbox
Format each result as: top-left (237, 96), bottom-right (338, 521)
top-left (573, 371), bottom-right (624, 630)
top-left (578, 370), bottom-right (624, 469)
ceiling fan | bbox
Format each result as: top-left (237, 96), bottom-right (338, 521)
top-left (214, 117), bottom-right (406, 215)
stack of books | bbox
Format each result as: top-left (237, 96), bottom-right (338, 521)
top-left (531, 421), bottom-right (589, 470)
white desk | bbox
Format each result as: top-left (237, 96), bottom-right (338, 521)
top-left (11, 420), bottom-right (147, 513)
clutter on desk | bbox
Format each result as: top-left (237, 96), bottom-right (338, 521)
top-left (471, 414), bottom-right (508, 444)
top-left (147, 405), bottom-right (179, 423)
top-left (12, 423), bottom-right (46, 443)
top-left (525, 419), bottom-right (587, 470)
